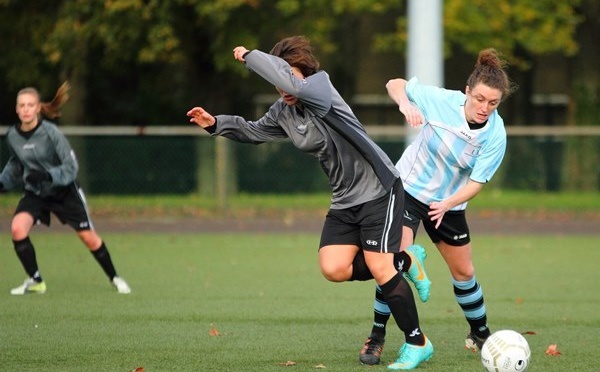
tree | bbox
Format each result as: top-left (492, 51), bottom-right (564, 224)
top-left (28, 0), bottom-right (403, 124)
top-left (372, 0), bottom-right (583, 125)
top-left (0, 0), bottom-right (586, 126)
top-left (0, 1), bottom-right (62, 124)
top-left (370, 0), bottom-right (581, 68)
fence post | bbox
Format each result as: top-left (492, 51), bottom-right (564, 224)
top-left (215, 136), bottom-right (232, 210)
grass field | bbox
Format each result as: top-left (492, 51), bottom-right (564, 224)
top-left (1, 232), bottom-right (599, 371)
top-left (1, 190), bottom-right (599, 219)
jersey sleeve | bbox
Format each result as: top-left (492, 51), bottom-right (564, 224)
top-left (244, 50), bottom-right (332, 117)
top-left (0, 128), bottom-right (25, 190)
top-left (0, 155), bottom-right (24, 190)
top-left (470, 127), bottom-right (507, 183)
top-left (405, 77), bottom-right (455, 122)
top-left (214, 102), bottom-right (289, 144)
top-left (45, 123), bottom-right (78, 186)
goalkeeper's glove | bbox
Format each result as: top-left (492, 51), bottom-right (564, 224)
top-left (26, 170), bottom-right (52, 184)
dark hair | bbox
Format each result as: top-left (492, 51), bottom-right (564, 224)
top-left (17, 81), bottom-right (70, 119)
top-left (466, 49), bottom-right (517, 99)
top-left (269, 36), bottom-right (320, 77)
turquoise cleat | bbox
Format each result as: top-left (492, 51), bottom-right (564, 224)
top-left (403, 244), bottom-right (431, 302)
top-left (387, 337), bottom-right (434, 370)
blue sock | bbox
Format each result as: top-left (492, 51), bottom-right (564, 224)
top-left (452, 276), bottom-right (490, 336)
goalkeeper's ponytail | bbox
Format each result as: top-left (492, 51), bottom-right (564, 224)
top-left (17, 81), bottom-right (70, 120)
top-left (41, 81), bottom-right (70, 119)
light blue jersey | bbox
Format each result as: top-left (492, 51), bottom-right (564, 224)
top-left (397, 77), bottom-right (506, 211)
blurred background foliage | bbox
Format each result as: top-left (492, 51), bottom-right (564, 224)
top-left (0, 0), bottom-right (596, 127)
top-left (0, 0), bottom-right (598, 195)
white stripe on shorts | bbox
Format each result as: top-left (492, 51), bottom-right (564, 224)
top-left (380, 191), bottom-right (395, 253)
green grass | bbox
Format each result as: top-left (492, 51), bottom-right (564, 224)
top-left (0, 190), bottom-right (598, 219)
top-left (1, 232), bottom-right (598, 371)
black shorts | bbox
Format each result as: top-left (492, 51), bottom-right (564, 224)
top-left (15, 182), bottom-right (95, 231)
top-left (403, 192), bottom-right (470, 246)
top-left (319, 178), bottom-right (404, 253)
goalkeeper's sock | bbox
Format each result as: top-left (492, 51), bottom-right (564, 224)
top-left (91, 242), bottom-right (118, 280)
top-left (13, 237), bottom-right (43, 281)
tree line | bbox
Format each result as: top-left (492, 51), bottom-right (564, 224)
top-left (1, 0), bottom-right (597, 127)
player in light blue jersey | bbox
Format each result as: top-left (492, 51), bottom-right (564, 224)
top-left (360, 49), bottom-right (517, 367)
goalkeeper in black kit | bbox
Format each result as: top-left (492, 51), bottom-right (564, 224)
top-left (0, 82), bottom-right (131, 295)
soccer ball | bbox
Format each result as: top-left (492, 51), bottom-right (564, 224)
top-left (481, 330), bottom-right (531, 372)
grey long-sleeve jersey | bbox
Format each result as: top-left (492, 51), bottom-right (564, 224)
top-left (211, 50), bottom-right (400, 209)
top-left (0, 120), bottom-right (78, 197)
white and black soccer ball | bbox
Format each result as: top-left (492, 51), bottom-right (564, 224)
top-left (481, 330), bottom-right (531, 372)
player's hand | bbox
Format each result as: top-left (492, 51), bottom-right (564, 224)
top-left (233, 46), bottom-right (249, 62)
top-left (399, 102), bottom-right (425, 128)
top-left (187, 107), bottom-right (216, 128)
top-left (428, 200), bottom-right (449, 229)
top-left (26, 170), bottom-right (51, 184)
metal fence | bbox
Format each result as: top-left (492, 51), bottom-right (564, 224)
top-left (1, 125), bottom-right (599, 195)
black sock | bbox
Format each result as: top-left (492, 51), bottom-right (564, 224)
top-left (370, 285), bottom-right (390, 339)
top-left (368, 252), bottom-right (412, 339)
top-left (13, 237), bottom-right (42, 282)
top-left (379, 272), bottom-right (425, 345)
top-left (350, 250), bottom-right (374, 281)
top-left (369, 252), bottom-right (411, 338)
top-left (394, 251), bottom-right (412, 273)
top-left (91, 242), bottom-right (117, 280)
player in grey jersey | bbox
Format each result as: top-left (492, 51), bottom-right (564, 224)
top-left (187, 36), bottom-right (433, 370)
top-left (0, 82), bottom-right (131, 295)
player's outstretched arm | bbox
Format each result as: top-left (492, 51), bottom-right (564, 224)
top-left (187, 107), bottom-right (216, 128)
top-left (386, 78), bottom-right (424, 128)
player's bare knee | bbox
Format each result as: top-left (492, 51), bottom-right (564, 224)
top-left (453, 266), bottom-right (475, 281)
top-left (10, 224), bottom-right (28, 241)
top-left (320, 266), bottom-right (350, 282)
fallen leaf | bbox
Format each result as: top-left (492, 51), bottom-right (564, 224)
top-left (278, 361), bottom-right (297, 366)
top-left (515, 297), bottom-right (523, 304)
top-left (545, 344), bottom-right (562, 356)
top-left (521, 331), bottom-right (536, 335)
top-left (131, 368), bottom-right (144, 372)
top-left (209, 326), bottom-right (221, 337)
top-left (314, 363), bottom-right (326, 369)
